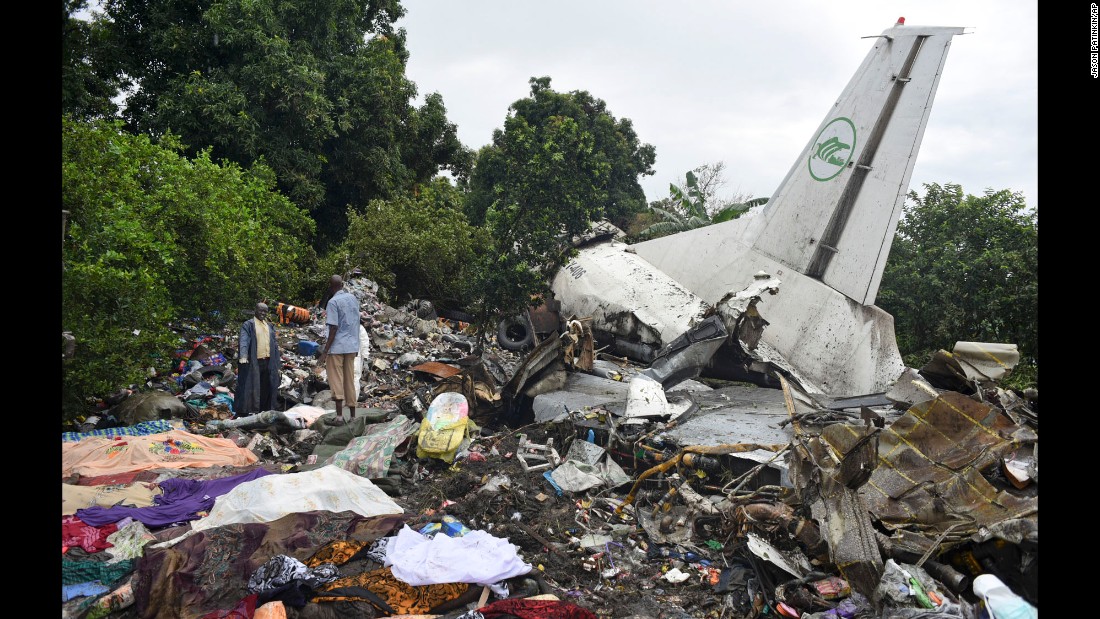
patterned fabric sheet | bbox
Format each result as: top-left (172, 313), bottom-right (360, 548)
top-left (135, 510), bottom-right (406, 619)
top-left (62, 430), bottom-right (258, 478)
top-left (63, 420), bottom-right (179, 443)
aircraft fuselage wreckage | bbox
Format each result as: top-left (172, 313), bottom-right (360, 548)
top-left (547, 19), bottom-right (968, 397)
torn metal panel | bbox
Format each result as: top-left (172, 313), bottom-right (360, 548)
top-left (951, 341), bottom-right (1020, 383)
top-left (916, 343), bottom-right (1020, 394)
top-left (530, 371), bottom-right (711, 423)
top-left (746, 533), bottom-right (815, 578)
top-left (978, 387), bottom-right (1037, 428)
top-left (644, 314), bottom-right (729, 389)
top-left (656, 385), bottom-right (794, 485)
top-left (784, 378), bottom-right (884, 599)
top-left (970, 518), bottom-right (1038, 546)
top-left (660, 385), bottom-right (793, 449)
top-left (532, 390), bottom-right (625, 423)
top-left (621, 377), bottom-right (698, 426)
top-left (531, 372), bottom-right (629, 422)
top-left (857, 391), bottom-right (1038, 546)
top-left (884, 367), bottom-right (940, 410)
top-left (502, 334), bottom-right (564, 401)
top-left (570, 219), bottom-right (625, 248)
top-left (409, 361), bottom-right (462, 380)
top-left (712, 272), bottom-right (781, 337)
top-left (800, 478), bottom-right (884, 599)
top-left (822, 393), bottom-right (894, 411)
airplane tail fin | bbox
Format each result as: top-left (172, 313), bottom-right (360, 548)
top-left (748, 21), bottom-right (966, 305)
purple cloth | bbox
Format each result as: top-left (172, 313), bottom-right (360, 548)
top-left (75, 468), bottom-right (273, 528)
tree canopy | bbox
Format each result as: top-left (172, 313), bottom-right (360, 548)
top-left (460, 77), bottom-right (656, 333)
top-left (319, 178), bottom-right (483, 308)
top-left (464, 76), bottom-right (656, 230)
top-left (72, 0), bottom-right (470, 248)
top-left (63, 0), bottom-right (129, 120)
top-left (62, 116), bottom-right (316, 419)
top-left (877, 182), bottom-right (1038, 385)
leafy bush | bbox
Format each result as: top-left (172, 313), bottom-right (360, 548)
top-left (62, 117), bottom-right (316, 421)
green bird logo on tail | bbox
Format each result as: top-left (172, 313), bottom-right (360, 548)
top-left (814, 136), bottom-right (851, 166)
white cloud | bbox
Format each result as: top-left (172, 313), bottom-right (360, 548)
top-left (400, 0), bottom-right (1038, 208)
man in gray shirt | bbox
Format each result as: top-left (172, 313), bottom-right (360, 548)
top-left (319, 275), bottom-right (361, 425)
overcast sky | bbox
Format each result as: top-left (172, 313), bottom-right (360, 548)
top-left (396, 1), bottom-right (1038, 209)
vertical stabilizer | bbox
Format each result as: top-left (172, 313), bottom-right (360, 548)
top-left (615, 20), bottom-right (969, 394)
top-left (749, 22), bottom-right (965, 305)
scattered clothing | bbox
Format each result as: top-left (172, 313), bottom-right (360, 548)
top-left (104, 520), bottom-right (158, 563)
top-left (62, 515), bottom-right (118, 553)
top-left (62, 481), bottom-right (162, 516)
top-left (324, 414), bottom-right (418, 478)
top-left (62, 430), bottom-right (259, 478)
top-left (76, 467), bottom-right (273, 528)
top-left (62, 581), bottom-right (111, 602)
top-left (313, 566), bottom-right (470, 616)
top-left (384, 526), bottom-right (533, 588)
top-left (455, 598), bottom-right (598, 619)
top-left (62, 559), bottom-right (134, 587)
top-left (201, 593), bottom-right (259, 619)
top-left (248, 555), bottom-right (340, 594)
top-left (62, 419), bottom-right (178, 443)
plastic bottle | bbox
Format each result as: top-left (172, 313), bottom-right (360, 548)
top-left (972, 574), bottom-right (1037, 619)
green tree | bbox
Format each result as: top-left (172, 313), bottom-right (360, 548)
top-left (94, 0), bottom-right (468, 247)
top-left (634, 167), bottom-right (766, 241)
top-left (465, 76), bottom-right (656, 230)
top-left (63, 0), bottom-right (129, 120)
top-left (461, 77), bottom-right (656, 338)
top-left (62, 116), bottom-right (316, 421)
top-left (319, 178), bottom-right (483, 307)
top-left (877, 182), bottom-right (1038, 387)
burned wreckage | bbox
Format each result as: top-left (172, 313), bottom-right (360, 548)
top-left (493, 16), bottom-right (1037, 615)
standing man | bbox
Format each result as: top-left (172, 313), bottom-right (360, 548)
top-left (319, 275), bottom-right (360, 425)
top-left (353, 320), bottom-right (371, 402)
top-left (235, 302), bottom-right (281, 417)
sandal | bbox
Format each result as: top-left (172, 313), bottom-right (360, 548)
top-left (327, 416), bottom-right (347, 426)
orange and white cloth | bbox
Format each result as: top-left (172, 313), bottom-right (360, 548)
top-left (62, 430), bottom-right (258, 478)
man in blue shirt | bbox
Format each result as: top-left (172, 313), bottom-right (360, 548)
top-left (319, 275), bottom-right (361, 425)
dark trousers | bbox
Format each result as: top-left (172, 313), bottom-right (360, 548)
top-left (258, 357), bottom-right (274, 412)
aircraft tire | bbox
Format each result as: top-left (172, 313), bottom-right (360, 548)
top-left (497, 315), bottom-right (534, 351)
